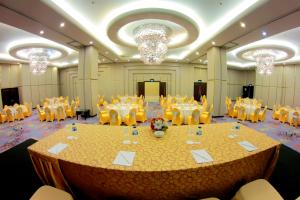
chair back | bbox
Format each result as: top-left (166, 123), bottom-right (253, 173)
top-left (109, 109), bottom-right (119, 125)
top-left (128, 108), bottom-right (137, 125)
top-left (191, 109), bottom-right (200, 124)
top-left (16, 106), bottom-right (23, 115)
top-left (172, 108), bottom-right (181, 124)
top-left (56, 106), bottom-right (65, 120)
top-left (44, 107), bottom-right (52, 120)
top-left (6, 108), bottom-right (14, 120)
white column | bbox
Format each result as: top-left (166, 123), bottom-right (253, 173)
top-left (207, 47), bottom-right (228, 116)
top-left (77, 46), bottom-right (98, 115)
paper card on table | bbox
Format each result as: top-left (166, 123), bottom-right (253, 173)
top-left (48, 143), bottom-right (68, 155)
top-left (113, 151), bottom-right (135, 166)
top-left (122, 140), bottom-right (131, 144)
top-left (67, 136), bottom-right (78, 140)
top-left (228, 133), bottom-right (238, 139)
top-left (186, 140), bottom-right (201, 145)
top-left (191, 149), bottom-right (213, 164)
top-left (238, 141), bottom-right (257, 152)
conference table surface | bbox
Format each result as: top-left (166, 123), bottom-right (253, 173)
top-left (28, 123), bottom-right (280, 200)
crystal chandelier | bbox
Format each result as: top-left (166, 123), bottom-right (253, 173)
top-left (28, 49), bottom-right (49, 75)
top-left (252, 49), bottom-right (275, 75)
top-left (134, 24), bottom-right (170, 65)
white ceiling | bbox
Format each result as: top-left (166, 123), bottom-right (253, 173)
top-left (0, 23), bottom-right (78, 67)
top-left (42, 0), bottom-right (266, 60)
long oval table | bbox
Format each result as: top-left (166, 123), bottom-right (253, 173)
top-left (28, 123), bottom-right (280, 200)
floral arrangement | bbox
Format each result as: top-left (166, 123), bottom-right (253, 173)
top-left (150, 117), bottom-right (168, 132)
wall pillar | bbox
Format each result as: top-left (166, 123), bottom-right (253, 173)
top-left (77, 46), bottom-right (98, 115)
top-left (207, 47), bottom-right (228, 116)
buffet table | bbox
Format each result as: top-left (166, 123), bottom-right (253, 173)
top-left (28, 123), bottom-right (280, 200)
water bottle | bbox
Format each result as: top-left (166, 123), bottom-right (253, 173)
top-left (196, 126), bottom-right (202, 136)
top-left (72, 123), bottom-right (77, 132)
top-left (132, 125), bottom-right (138, 136)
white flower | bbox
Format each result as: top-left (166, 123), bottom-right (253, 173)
top-left (154, 120), bottom-right (163, 130)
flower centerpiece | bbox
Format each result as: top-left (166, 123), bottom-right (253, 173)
top-left (150, 117), bottom-right (168, 138)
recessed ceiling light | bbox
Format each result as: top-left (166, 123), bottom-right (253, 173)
top-left (240, 22), bottom-right (246, 28)
top-left (196, 51), bottom-right (199, 55)
top-left (89, 41), bottom-right (93, 45)
top-left (212, 41), bottom-right (216, 45)
top-left (60, 22), bottom-right (65, 28)
top-left (105, 51), bottom-right (109, 55)
top-left (39, 30), bottom-right (44, 35)
top-left (199, 59), bottom-right (202, 62)
top-left (262, 31), bottom-right (267, 37)
top-left (102, 58), bottom-right (105, 62)
top-left (127, 59), bottom-right (130, 62)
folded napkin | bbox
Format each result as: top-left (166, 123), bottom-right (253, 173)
top-left (67, 136), bottom-right (78, 140)
top-left (113, 151), bottom-right (135, 166)
top-left (191, 149), bottom-right (213, 163)
top-left (238, 141), bottom-right (257, 152)
top-left (228, 133), bottom-right (238, 139)
top-left (186, 140), bottom-right (201, 145)
top-left (48, 143), bottom-right (68, 155)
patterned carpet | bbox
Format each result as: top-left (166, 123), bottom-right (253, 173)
top-left (0, 103), bottom-right (299, 153)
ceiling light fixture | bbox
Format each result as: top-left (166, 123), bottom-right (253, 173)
top-left (212, 41), bottom-right (216, 45)
top-left (196, 51), bottom-right (199, 55)
top-left (134, 23), bottom-right (170, 65)
top-left (262, 31), bottom-right (267, 37)
top-left (240, 22), bottom-right (246, 28)
top-left (60, 22), bottom-right (65, 27)
top-left (89, 41), bottom-right (93, 45)
top-left (252, 49), bottom-right (274, 75)
top-left (39, 30), bottom-right (44, 35)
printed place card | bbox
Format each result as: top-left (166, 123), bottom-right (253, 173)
top-left (113, 151), bottom-right (136, 167)
top-left (238, 141), bottom-right (258, 152)
top-left (191, 149), bottom-right (213, 164)
top-left (48, 143), bottom-right (68, 155)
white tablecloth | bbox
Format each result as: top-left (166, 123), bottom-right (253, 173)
top-left (106, 103), bottom-right (138, 121)
top-left (119, 96), bottom-right (139, 103)
top-left (6, 105), bottom-right (28, 117)
top-left (236, 103), bottom-right (258, 118)
top-left (172, 104), bottom-right (203, 124)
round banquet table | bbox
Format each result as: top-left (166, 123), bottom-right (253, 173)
top-left (5, 105), bottom-right (28, 116)
top-left (119, 96), bottom-right (138, 103)
top-left (236, 103), bottom-right (258, 119)
top-left (28, 123), bottom-right (280, 200)
top-left (45, 104), bottom-right (66, 115)
top-left (171, 103), bottom-right (203, 124)
top-left (106, 103), bottom-right (138, 121)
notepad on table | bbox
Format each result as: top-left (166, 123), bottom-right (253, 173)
top-left (191, 149), bottom-right (213, 164)
top-left (48, 143), bottom-right (68, 155)
top-left (238, 141), bottom-right (257, 152)
top-left (113, 151), bottom-right (136, 166)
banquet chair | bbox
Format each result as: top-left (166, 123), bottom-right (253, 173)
top-left (187, 109), bottom-right (200, 125)
top-left (75, 97), bottom-right (80, 108)
top-left (45, 107), bottom-right (55, 122)
top-left (249, 108), bottom-right (260, 123)
top-left (66, 103), bottom-right (76, 118)
top-left (125, 98), bottom-right (132, 104)
top-left (237, 107), bottom-right (247, 121)
top-left (272, 105), bottom-right (281, 119)
top-left (0, 111), bottom-right (7, 123)
top-left (37, 107), bottom-right (46, 122)
top-left (232, 179), bottom-right (283, 200)
top-left (6, 108), bottom-right (15, 122)
top-left (30, 185), bottom-right (73, 200)
top-left (229, 105), bottom-right (238, 118)
top-left (136, 106), bottom-right (147, 123)
top-left (289, 112), bottom-right (299, 127)
top-left (258, 106), bottom-right (267, 122)
top-left (15, 106), bottom-right (25, 120)
top-left (112, 97), bottom-right (119, 104)
top-left (24, 102), bottom-right (33, 117)
top-left (97, 105), bottom-right (110, 125)
top-left (125, 108), bottom-right (137, 126)
top-left (279, 109), bottom-right (288, 123)
top-left (200, 104), bottom-right (213, 124)
top-left (109, 109), bottom-right (122, 126)
top-left (163, 102), bottom-right (173, 121)
top-left (172, 108), bottom-right (183, 126)
top-left (98, 95), bottom-right (104, 106)
top-left (56, 106), bottom-right (66, 121)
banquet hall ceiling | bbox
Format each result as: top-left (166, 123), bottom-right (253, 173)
top-left (0, 0), bottom-right (300, 68)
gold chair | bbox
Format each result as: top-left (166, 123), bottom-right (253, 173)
top-left (249, 108), bottom-right (260, 123)
top-left (232, 179), bottom-right (283, 200)
top-left (187, 109), bottom-right (200, 125)
top-left (289, 111), bottom-right (299, 127)
top-left (45, 107), bottom-right (55, 122)
top-left (98, 109), bottom-right (110, 125)
top-left (24, 102), bottom-right (33, 117)
top-left (56, 106), bottom-right (66, 121)
top-left (279, 109), bottom-right (288, 123)
top-left (200, 104), bottom-right (213, 124)
top-left (136, 106), bottom-right (147, 123)
top-left (258, 106), bottom-right (267, 122)
top-left (0, 111), bottom-right (7, 123)
top-left (5, 108), bottom-right (15, 122)
top-left (163, 104), bottom-right (173, 121)
top-left (66, 103), bottom-right (76, 118)
top-left (272, 105), bottom-right (281, 119)
top-left (30, 185), bottom-right (74, 200)
top-left (125, 108), bottom-right (137, 126)
top-left (237, 107), bottom-right (247, 121)
top-left (109, 109), bottom-right (122, 126)
top-left (15, 106), bottom-right (25, 121)
top-left (172, 108), bottom-right (183, 126)
top-left (37, 107), bottom-right (46, 122)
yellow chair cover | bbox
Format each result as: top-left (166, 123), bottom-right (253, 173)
top-left (109, 109), bottom-right (122, 126)
top-left (187, 109), bottom-right (200, 125)
top-left (125, 108), bottom-right (137, 126)
top-left (172, 108), bottom-right (183, 126)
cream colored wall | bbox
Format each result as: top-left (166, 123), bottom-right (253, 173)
top-left (0, 63), bottom-right (58, 108)
top-left (227, 69), bottom-right (255, 99)
top-left (255, 65), bottom-right (300, 108)
top-left (59, 63), bottom-right (208, 101)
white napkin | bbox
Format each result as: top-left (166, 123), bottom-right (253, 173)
top-left (228, 133), bottom-right (238, 139)
top-left (238, 141), bottom-right (257, 152)
top-left (48, 143), bottom-right (68, 155)
top-left (67, 136), bottom-right (78, 140)
top-left (186, 140), bottom-right (201, 145)
top-left (113, 151), bottom-right (135, 166)
top-left (191, 149), bottom-right (213, 163)
top-left (122, 140), bottom-right (131, 144)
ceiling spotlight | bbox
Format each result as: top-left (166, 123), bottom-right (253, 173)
top-left (127, 59), bottom-right (130, 62)
top-left (102, 58), bottom-right (105, 62)
top-left (89, 41), bottom-right (93, 45)
top-left (240, 22), bottom-right (246, 28)
top-left (262, 31), bottom-right (267, 37)
top-left (39, 30), bottom-right (44, 35)
top-left (196, 51), bottom-right (199, 55)
top-left (60, 22), bottom-right (65, 28)
top-left (212, 41), bottom-right (216, 45)
top-left (199, 59), bottom-right (202, 62)
top-left (105, 51), bottom-right (109, 55)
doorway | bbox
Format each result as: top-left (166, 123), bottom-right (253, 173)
top-left (1, 87), bottom-right (20, 106)
top-left (194, 82), bottom-right (207, 102)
